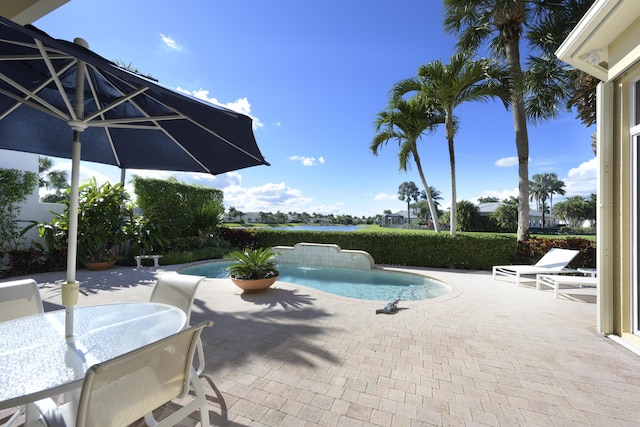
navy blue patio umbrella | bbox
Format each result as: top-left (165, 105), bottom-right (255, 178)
top-left (0, 16), bottom-right (269, 336)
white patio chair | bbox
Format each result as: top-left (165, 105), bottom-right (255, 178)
top-left (492, 248), bottom-right (580, 286)
top-left (0, 278), bottom-right (43, 322)
top-left (29, 320), bottom-right (213, 427)
top-left (0, 278), bottom-right (43, 427)
top-left (149, 273), bottom-right (207, 376)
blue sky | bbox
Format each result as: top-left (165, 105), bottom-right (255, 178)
top-left (34, 0), bottom-right (596, 217)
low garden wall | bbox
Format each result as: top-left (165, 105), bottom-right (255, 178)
top-left (273, 243), bottom-right (375, 270)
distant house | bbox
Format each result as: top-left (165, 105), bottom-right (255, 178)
top-left (241, 212), bottom-right (262, 223)
top-left (381, 211), bottom-right (421, 228)
top-left (478, 202), bottom-right (557, 229)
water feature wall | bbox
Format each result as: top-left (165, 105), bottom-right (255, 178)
top-left (273, 243), bottom-right (375, 271)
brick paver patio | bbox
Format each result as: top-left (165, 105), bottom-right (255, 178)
top-left (2, 263), bottom-right (639, 426)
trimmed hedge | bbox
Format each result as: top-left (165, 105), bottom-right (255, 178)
top-left (249, 230), bottom-right (596, 270)
top-left (253, 230), bottom-right (519, 270)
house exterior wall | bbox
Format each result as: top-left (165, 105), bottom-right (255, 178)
top-left (612, 68), bottom-right (640, 347)
top-left (557, 0), bottom-right (640, 351)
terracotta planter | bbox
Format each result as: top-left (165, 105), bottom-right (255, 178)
top-left (230, 275), bottom-right (278, 293)
top-left (84, 261), bottom-right (116, 271)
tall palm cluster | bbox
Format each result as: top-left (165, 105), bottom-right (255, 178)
top-left (529, 172), bottom-right (566, 228)
top-left (371, 0), bottom-right (595, 240)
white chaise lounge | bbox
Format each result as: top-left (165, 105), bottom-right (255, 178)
top-left (536, 274), bottom-right (598, 299)
top-left (492, 248), bottom-right (579, 286)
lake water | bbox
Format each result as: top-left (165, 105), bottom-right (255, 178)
top-left (270, 225), bottom-right (364, 232)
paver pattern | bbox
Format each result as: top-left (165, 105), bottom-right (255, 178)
top-left (2, 263), bottom-right (639, 426)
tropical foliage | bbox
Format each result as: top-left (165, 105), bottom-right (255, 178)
top-left (456, 200), bottom-right (481, 232)
top-left (552, 194), bottom-right (596, 228)
top-left (63, 179), bottom-right (129, 263)
top-left (443, 0), bottom-right (595, 241)
top-left (490, 197), bottom-right (519, 233)
top-left (227, 247), bottom-right (280, 280)
top-left (371, 96), bottom-right (444, 231)
top-left (397, 181), bottom-right (420, 225)
top-left (38, 156), bottom-right (69, 203)
top-left (529, 173), bottom-right (566, 229)
top-left (391, 53), bottom-right (509, 236)
top-left (0, 168), bottom-right (38, 254)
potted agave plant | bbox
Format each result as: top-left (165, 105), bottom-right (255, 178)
top-left (227, 247), bottom-right (280, 293)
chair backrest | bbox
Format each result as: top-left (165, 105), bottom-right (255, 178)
top-left (534, 248), bottom-right (580, 269)
top-left (0, 279), bottom-right (44, 322)
top-left (75, 320), bottom-right (212, 427)
top-left (149, 274), bottom-right (205, 322)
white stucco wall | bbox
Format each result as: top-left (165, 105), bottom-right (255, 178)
top-left (1, 150), bottom-right (63, 248)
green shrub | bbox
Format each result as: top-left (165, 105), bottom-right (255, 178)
top-left (160, 246), bottom-right (227, 265)
top-left (218, 227), bottom-right (257, 249)
top-left (249, 230), bottom-right (597, 270)
top-left (253, 230), bottom-right (520, 270)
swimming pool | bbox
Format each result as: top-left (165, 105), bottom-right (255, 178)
top-left (179, 261), bottom-right (449, 301)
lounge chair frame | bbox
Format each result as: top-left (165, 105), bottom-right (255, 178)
top-left (492, 248), bottom-right (580, 286)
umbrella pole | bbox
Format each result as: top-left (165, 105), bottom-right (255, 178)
top-left (63, 38), bottom-right (88, 338)
top-left (63, 133), bottom-right (81, 337)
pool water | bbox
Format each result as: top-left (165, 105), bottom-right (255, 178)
top-left (179, 261), bottom-right (449, 301)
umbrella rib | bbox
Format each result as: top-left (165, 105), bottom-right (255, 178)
top-left (123, 90), bottom-right (265, 163)
top-left (0, 52), bottom-right (72, 61)
top-left (0, 85), bottom-right (70, 121)
top-left (86, 116), bottom-right (183, 127)
top-left (34, 39), bottom-right (78, 121)
top-left (0, 58), bottom-right (75, 121)
top-left (80, 66), bottom-right (211, 171)
top-left (191, 119), bottom-right (266, 162)
top-left (83, 65), bottom-right (122, 168)
top-left (82, 85), bottom-right (150, 123)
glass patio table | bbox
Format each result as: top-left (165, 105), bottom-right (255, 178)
top-left (0, 302), bottom-right (186, 410)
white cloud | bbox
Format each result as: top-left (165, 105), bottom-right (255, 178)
top-left (160, 34), bottom-right (183, 51)
top-left (495, 156), bottom-right (518, 167)
top-left (563, 157), bottom-right (597, 196)
top-left (373, 192), bottom-right (398, 201)
top-left (222, 182), bottom-right (313, 212)
top-left (289, 156), bottom-right (325, 166)
top-left (49, 161), bottom-right (112, 187)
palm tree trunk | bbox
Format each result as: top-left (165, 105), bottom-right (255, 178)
top-left (446, 117), bottom-right (456, 236)
top-left (413, 149), bottom-right (440, 232)
top-left (504, 32), bottom-right (530, 241)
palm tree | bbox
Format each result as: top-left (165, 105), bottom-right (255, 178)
top-left (443, 1), bottom-right (538, 241)
top-left (444, 0), bottom-right (594, 240)
top-left (545, 172), bottom-right (566, 208)
top-left (420, 186), bottom-right (443, 212)
top-left (397, 182), bottom-right (420, 226)
top-left (525, 0), bottom-right (596, 127)
top-left (529, 174), bottom-right (550, 228)
top-left (529, 172), bottom-right (565, 228)
top-left (39, 156), bottom-right (69, 203)
top-left (392, 53), bottom-right (509, 236)
top-left (371, 96), bottom-right (445, 232)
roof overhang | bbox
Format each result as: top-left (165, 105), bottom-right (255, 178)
top-left (556, 0), bottom-right (640, 82)
top-left (0, 0), bottom-right (69, 25)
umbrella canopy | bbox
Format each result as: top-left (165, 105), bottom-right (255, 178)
top-left (0, 16), bottom-right (269, 336)
top-left (0, 16), bottom-right (268, 173)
